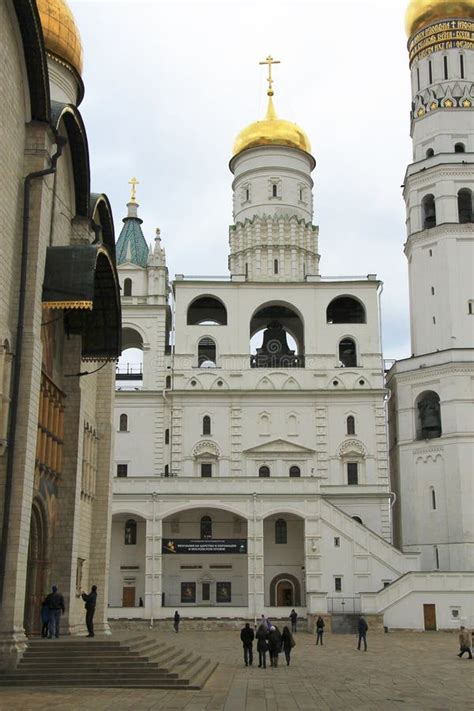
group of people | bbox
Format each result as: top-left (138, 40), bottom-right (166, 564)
top-left (40, 584), bottom-right (98, 638)
top-left (241, 613), bottom-right (297, 668)
top-left (239, 613), bottom-right (371, 666)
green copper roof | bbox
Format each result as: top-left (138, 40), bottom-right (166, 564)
top-left (116, 214), bottom-right (149, 268)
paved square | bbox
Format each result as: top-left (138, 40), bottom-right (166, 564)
top-left (1, 630), bottom-right (473, 710)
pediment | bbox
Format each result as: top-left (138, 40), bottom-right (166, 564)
top-left (243, 438), bottom-right (315, 455)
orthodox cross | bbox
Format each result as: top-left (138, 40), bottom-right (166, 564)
top-left (259, 55), bottom-right (280, 96)
top-left (128, 176), bottom-right (139, 203)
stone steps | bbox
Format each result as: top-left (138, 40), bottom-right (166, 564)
top-left (0, 634), bottom-right (217, 689)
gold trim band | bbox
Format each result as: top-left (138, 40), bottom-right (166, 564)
top-left (42, 300), bottom-right (93, 310)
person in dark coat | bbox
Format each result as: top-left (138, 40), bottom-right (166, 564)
top-left (45, 585), bottom-right (65, 639)
top-left (256, 623), bottom-right (268, 668)
top-left (40, 597), bottom-right (49, 638)
top-left (316, 616), bottom-right (325, 645)
top-left (268, 625), bottom-right (282, 667)
top-left (240, 622), bottom-right (255, 666)
top-left (174, 610), bottom-right (180, 633)
top-left (81, 585), bottom-right (97, 637)
top-left (281, 626), bottom-right (294, 666)
top-left (357, 616), bottom-right (368, 651)
top-left (289, 609), bottom-right (298, 633)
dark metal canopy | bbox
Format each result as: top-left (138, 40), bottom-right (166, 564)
top-left (42, 244), bottom-right (121, 361)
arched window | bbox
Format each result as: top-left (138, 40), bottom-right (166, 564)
top-left (123, 278), bottom-right (132, 296)
top-left (339, 338), bottom-right (357, 367)
top-left (275, 518), bottom-right (287, 544)
top-left (119, 413), bottom-right (128, 432)
top-left (347, 416), bottom-right (355, 435)
top-left (164, 465), bottom-right (169, 477)
top-left (426, 148), bottom-right (434, 158)
top-left (455, 142), bottom-right (466, 153)
top-left (458, 188), bottom-right (473, 224)
top-left (187, 296), bottom-right (227, 325)
top-left (352, 516), bottom-right (363, 525)
top-left (203, 416), bottom-right (211, 435)
top-left (272, 184), bottom-right (278, 198)
top-left (200, 516), bottom-right (212, 539)
top-left (165, 428), bottom-right (170, 444)
top-left (198, 337), bottom-right (216, 367)
top-left (289, 465), bottom-right (301, 478)
top-left (422, 194), bottom-right (436, 229)
top-left (274, 259), bottom-right (279, 275)
top-left (259, 465), bottom-right (270, 478)
top-left (416, 390), bottom-right (442, 440)
top-left (124, 519), bottom-right (137, 545)
top-left (327, 297), bottom-right (366, 324)
top-left (165, 375), bottom-right (171, 389)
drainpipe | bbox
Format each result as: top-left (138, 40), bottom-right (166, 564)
top-left (0, 137), bottom-right (66, 602)
top-left (253, 493), bottom-right (257, 629)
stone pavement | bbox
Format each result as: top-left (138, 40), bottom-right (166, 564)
top-left (1, 629), bottom-right (473, 710)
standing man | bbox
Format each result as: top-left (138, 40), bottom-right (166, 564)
top-left (174, 610), bottom-right (181, 633)
top-left (81, 585), bottom-right (97, 638)
top-left (240, 622), bottom-right (255, 666)
top-left (316, 615), bottom-right (325, 645)
top-left (45, 585), bottom-right (65, 639)
top-left (357, 616), bottom-right (368, 651)
top-left (290, 608), bottom-right (298, 633)
top-left (458, 626), bottom-right (473, 659)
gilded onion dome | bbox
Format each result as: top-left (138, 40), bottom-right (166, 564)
top-left (37, 0), bottom-right (84, 75)
top-left (233, 96), bottom-right (312, 157)
top-left (406, 0), bottom-right (474, 37)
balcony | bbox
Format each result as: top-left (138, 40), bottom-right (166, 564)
top-left (250, 354), bottom-right (305, 369)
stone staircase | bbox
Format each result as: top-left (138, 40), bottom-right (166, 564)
top-left (0, 634), bottom-right (217, 689)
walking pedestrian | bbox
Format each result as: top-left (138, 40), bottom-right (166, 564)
top-left (268, 625), bottom-right (282, 667)
top-left (81, 585), bottom-right (97, 637)
top-left (256, 623), bottom-right (269, 669)
top-left (240, 622), bottom-right (255, 666)
top-left (290, 608), bottom-right (298, 633)
top-left (40, 597), bottom-right (49, 638)
top-left (174, 610), bottom-right (180, 633)
top-left (281, 625), bottom-right (295, 666)
top-left (357, 616), bottom-right (368, 651)
top-left (457, 626), bottom-right (473, 659)
top-left (316, 615), bottom-right (325, 645)
top-left (45, 585), bottom-right (65, 639)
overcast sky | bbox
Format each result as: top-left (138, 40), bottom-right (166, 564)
top-left (72, 0), bottom-right (413, 360)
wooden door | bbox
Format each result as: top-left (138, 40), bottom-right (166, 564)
top-left (277, 581), bottom-right (294, 607)
top-left (423, 604), bottom-right (437, 631)
top-left (122, 587), bottom-right (136, 607)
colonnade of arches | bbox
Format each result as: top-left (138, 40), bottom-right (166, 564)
top-left (421, 188), bottom-right (474, 230)
top-left (185, 295), bottom-right (367, 370)
top-left (109, 508), bottom-right (306, 610)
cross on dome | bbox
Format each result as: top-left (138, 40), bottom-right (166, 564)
top-left (128, 177), bottom-right (139, 204)
top-left (259, 55), bottom-right (281, 97)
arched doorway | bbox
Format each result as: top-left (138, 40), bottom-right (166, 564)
top-left (24, 501), bottom-right (49, 635)
top-left (276, 579), bottom-right (295, 606)
top-left (270, 573), bottom-right (301, 606)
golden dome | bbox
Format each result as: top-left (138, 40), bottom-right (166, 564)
top-left (37, 0), bottom-right (83, 76)
top-left (405, 0), bottom-right (474, 37)
top-left (233, 96), bottom-right (312, 157)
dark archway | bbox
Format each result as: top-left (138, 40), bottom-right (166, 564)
top-left (327, 297), bottom-right (366, 324)
top-left (269, 573), bottom-right (301, 606)
top-left (250, 302), bottom-right (305, 368)
top-left (24, 500), bottom-right (49, 635)
top-left (187, 296), bottom-right (227, 325)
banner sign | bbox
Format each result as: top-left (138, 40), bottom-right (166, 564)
top-left (162, 539), bottom-right (247, 555)
top-left (409, 20), bottom-right (474, 65)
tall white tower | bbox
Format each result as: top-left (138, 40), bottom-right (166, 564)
top-left (228, 57), bottom-right (320, 282)
top-left (388, 0), bottom-right (474, 571)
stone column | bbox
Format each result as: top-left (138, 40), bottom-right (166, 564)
top-left (304, 508), bottom-right (325, 616)
top-left (247, 497), bottom-right (264, 625)
top-left (145, 496), bottom-right (162, 622)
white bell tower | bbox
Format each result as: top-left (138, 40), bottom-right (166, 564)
top-left (388, 3), bottom-right (474, 572)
